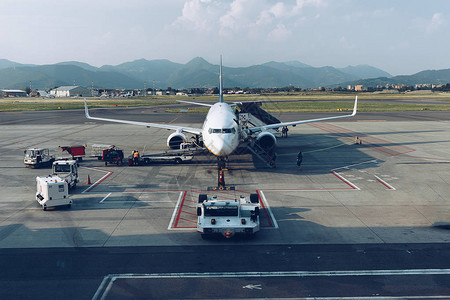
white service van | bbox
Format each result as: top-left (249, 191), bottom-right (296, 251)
top-left (36, 175), bottom-right (72, 210)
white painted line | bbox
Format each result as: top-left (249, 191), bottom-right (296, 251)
top-left (374, 174), bottom-right (396, 190)
top-left (93, 269), bottom-right (450, 300)
top-left (102, 268), bottom-right (450, 278)
top-left (100, 200), bottom-right (173, 204)
top-left (80, 167), bottom-right (113, 194)
top-left (332, 171), bottom-right (361, 190)
top-left (99, 193), bottom-right (111, 203)
top-left (259, 191), bottom-right (278, 229)
top-left (305, 296), bottom-right (450, 300)
top-left (331, 159), bottom-right (378, 172)
top-left (167, 191), bottom-right (184, 230)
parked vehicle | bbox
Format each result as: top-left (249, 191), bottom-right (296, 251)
top-left (35, 175), bottom-right (72, 210)
top-left (24, 148), bottom-right (55, 168)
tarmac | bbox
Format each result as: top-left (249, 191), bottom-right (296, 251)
top-left (0, 106), bottom-right (450, 299)
top-left (0, 108), bottom-right (449, 248)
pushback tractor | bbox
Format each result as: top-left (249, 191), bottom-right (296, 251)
top-left (196, 193), bottom-right (260, 239)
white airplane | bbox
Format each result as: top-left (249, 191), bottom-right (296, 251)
top-left (84, 57), bottom-right (357, 159)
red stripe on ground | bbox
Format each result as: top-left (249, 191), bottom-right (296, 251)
top-left (257, 190), bottom-right (273, 228)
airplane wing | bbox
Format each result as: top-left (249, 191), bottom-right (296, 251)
top-left (248, 96), bottom-right (358, 132)
top-left (84, 99), bottom-right (203, 135)
top-left (176, 100), bottom-right (213, 107)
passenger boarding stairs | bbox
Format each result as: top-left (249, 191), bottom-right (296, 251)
top-left (237, 102), bottom-right (281, 168)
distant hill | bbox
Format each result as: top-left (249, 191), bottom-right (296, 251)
top-left (338, 65), bottom-right (391, 79)
top-left (3, 57), bottom-right (449, 90)
top-left (343, 68), bottom-right (450, 88)
top-left (0, 59), bottom-right (35, 70)
top-left (0, 64), bottom-right (141, 89)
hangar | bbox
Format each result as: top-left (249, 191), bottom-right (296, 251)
top-left (0, 89), bottom-right (27, 97)
top-left (49, 86), bottom-right (90, 97)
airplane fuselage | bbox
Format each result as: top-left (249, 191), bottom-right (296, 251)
top-left (202, 102), bottom-right (240, 157)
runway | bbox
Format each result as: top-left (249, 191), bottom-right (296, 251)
top-left (0, 103), bottom-right (449, 299)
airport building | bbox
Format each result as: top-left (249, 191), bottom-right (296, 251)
top-left (49, 86), bottom-right (91, 97)
top-left (0, 89), bottom-right (27, 97)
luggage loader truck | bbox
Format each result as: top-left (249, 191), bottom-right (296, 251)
top-left (36, 175), bottom-right (72, 210)
top-left (197, 193), bottom-right (260, 239)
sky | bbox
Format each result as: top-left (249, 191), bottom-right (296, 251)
top-left (0, 0), bottom-right (449, 75)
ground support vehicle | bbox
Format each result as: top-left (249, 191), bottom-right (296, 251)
top-left (128, 153), bottom-right (193, 165)
top-left (127, 143), bottom-right (203, 166)
top-left (52, 160), bottom-right (79, 190)
top-left (58, 145), bottom-right (86, 161)
top-left (24, 148), bottom-right (55, 168)
top-left (90, 144), bottom-right (114, 160)
top-left (103, 148), bottom-right (124, 166)
top-left (197, 193), bottom-right (260, 239)
top-left (35, 175), bottom-right (72, 210)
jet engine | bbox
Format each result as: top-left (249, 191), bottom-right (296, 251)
top-left (167, 132), bottom-right (187, 149)
top-left (255, 131), bottom-right (277, 149)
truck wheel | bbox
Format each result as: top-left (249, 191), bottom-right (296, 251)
top-left (105, 162), bottom-right (108, 166)
top-left (72, 182), bottom-right (77, 189)
top-left (175, 158), bottom-right (182, 164)
top-left (66, 204), bottom-right (71, 209)
top-left (144, 158), bottom-right (150, 165)
top-left (250, 193), bottom-right (259, 203)
top-left (198, 194), bottom-right (207, 203)
top-left (43, 206), bottom-right (47, 211)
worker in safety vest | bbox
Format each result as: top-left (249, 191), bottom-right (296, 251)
top-left (133, 150), bottom-right (140, 165)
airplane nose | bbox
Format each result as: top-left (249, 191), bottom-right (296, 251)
top-left (216, 137), bottom-right (234, 156)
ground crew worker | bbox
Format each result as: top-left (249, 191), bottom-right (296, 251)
top-left (297, 151), bottom-right (303, 168)
top-left (133, 150), bottom-right (140, 165)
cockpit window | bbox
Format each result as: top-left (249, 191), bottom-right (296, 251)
top-left (208, 128), bottom-right (236, 134)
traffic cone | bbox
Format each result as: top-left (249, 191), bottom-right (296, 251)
top-left (87, 175), bottom-right (91, 185)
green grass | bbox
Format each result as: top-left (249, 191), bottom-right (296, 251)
top-left (1, 93), bottom-right (450, 112)
top-left (0, 98), bottom-right (177, 112)
top-left (168, 100), bottom-right (450, 113)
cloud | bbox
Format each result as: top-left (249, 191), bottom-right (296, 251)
top-left (426, 13), bottom-right (445, 34)
top-left (268, 24), bottom-right (292, 42)
top-left (171, 0), bottom-right (324, 39)
top-left (172, 0), bottom-right (218, 32)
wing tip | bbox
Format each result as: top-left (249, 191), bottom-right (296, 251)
top-left (352, 96), bottom-right (358, 116)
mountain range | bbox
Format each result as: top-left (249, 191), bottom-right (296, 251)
top-left (0, 57), bottom-right (447, 90)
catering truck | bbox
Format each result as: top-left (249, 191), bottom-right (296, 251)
top-left (35, 175), bottom-right (72, 210)
top-left (196, 193), bottom-right (260, 239)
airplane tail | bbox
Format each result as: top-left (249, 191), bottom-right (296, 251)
top-left (219, 55), bottom-right (223, 103)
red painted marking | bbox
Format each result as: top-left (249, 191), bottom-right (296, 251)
top-left (376, 178), bottom-right (393, 190)
top-left (257, 190), bottom-right (273, 228)
top-left (332, 172), bottom-right (357, 189)
top-left (179, 217), bottom-right (197, 224)
top-left (173, 191), bottom-right (187, 228)
top-left (181, 210), bottom-right (197, 216)
top-left (309, 122), bottom-right (415, 156)
top-left (82, 167), bottom-right (114, 193)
